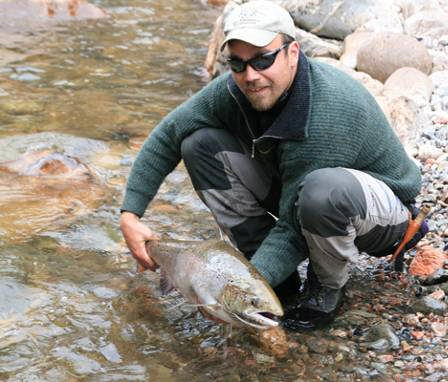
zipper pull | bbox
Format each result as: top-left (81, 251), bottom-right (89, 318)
top-left (251, 140), bottom-right (256, 159)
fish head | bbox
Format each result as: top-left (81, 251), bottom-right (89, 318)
top-left (220, 282), bottom-right (284, 329)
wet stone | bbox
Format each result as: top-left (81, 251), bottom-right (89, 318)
top-left (10, 73), bottom-right (41, 81)
top-left (371, 362), bottom-right (388, 374)
top-left (412, 296), bottom-right (448, 315)
top-left (305, 337), bottom-right (330, 354)
top-left (0, 100), bottom-right (44, 115)
top-left (363, 323), bottom-right (400, 351)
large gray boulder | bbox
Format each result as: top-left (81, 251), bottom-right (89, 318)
top-left (356, 32), bottom-right (432, 83)
top-left (276, 0), bottom-right (403, 40)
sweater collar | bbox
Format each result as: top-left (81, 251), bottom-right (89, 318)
top-left (227, 51), bottom-right (311, 141)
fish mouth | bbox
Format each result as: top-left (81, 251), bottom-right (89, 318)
top-left (232, 311), bottom-right (281, 329)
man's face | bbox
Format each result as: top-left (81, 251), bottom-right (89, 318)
top-left (228, 35), bottom-right (299, 111)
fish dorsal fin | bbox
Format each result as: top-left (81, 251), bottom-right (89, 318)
top-left (160, 270), bottom-right (175, 295)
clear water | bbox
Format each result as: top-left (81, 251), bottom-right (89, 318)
top-left (0, 1), bottom-right (399, 381)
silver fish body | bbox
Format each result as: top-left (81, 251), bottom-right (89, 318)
top-left (146, 239), bottom-right (284, 329)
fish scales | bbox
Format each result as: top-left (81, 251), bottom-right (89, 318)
top-left (145, 239), bottom-right (284, 329)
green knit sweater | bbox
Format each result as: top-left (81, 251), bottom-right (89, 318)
top-left (122, 55), bottom-right (421, 287)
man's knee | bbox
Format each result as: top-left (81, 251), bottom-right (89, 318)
top-left (181, 128), bottom-right (243, 162)
top-left (296, 168), bottom-right (367, 237)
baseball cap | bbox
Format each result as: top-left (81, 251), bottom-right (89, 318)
top-left (220, 0), bottom-right (296, 51)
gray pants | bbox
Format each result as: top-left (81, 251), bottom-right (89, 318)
top-left (181, 128), bottom-right (409, 289)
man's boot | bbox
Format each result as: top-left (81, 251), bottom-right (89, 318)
top-left (282, 265), bottom-right (344, 330)
top-left (273, 270), bottom-right (301, 311)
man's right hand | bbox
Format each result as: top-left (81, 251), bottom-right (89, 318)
top-left (120, 211), bottom-right (159, 272)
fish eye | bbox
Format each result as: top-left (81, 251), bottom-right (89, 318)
top-left (250, 297), bottom-right (260, 306)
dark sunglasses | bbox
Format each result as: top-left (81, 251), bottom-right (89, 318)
top-left (227, 43), bottom-right (290, 73)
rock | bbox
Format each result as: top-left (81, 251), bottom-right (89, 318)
top-left (0, 133), bottom-right (110, 241)
top-left (363, 322), bottom-right (400, 351)
top-left (340, 32), bottom-right (373, 69)
top-left (256, 327), bottom-right (290, 359)
top-left (430, 322), bottom-right (447, 337)
top-left (404, 10), bottom-right (448, 43)
top-left (384, 67), bottom-right (433, 108)
top-left (205, 0), bottom-right (228, 5)
top-left (278, 0), bottom-right (403, 40)
top-left (428, 289), bottom-right (445, 300)
top-left (377, 354), bottom-right (394, 363)
top-left (421, 269), bottom-right (448, 286)
top-left (398, 0), bottom-right (442, 19)
top-left (356, 32), bottom-right (432, 83)
top-left (417, 143), bottom-right (444, 161)
top-left (409, 246), bottom-right (448, 277)
top-left (0, 100), bottom-right (44, 115)
top-left (411, 330), bottom-right (425, 340)
top-left (430, 49), bottom-right (448, 72)
top-left (305, 337), bottom-right (329, 354)
top-left (204, 11), bottom-right (225, 78)
top-left (0, 49), bottom-right (27, 68)
top-left (382, 96), bottom-right (420, 148)
top-left (0, 0), bottom-right (107, 25)
top-left (295, 27), bottom-right (342, 59)
top-left (315, 57), bottom-right (384, 98)
top-left (412, 296), bottom-right (447, 315)
top-left (435, 358), bottom-right (448, 372)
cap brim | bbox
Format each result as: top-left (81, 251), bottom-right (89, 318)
top-left (220, 29), bottom-right (277, 51)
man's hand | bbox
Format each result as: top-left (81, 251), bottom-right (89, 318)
top-left (120, 211), bottom-right (159, 272)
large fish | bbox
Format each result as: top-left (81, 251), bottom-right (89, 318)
top-left (145, 239), bottom-right (284, 329)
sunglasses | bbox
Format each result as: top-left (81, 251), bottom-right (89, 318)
top-left (227, 43), bottom-right (290, 73)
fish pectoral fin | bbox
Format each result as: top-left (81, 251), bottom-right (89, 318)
top-left (191, 284), bottom-right (219, 309)
top-left (159, 270), bottom-right (175, 295)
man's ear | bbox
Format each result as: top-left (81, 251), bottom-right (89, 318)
top-left (288, 41), bottom-right (300, 68)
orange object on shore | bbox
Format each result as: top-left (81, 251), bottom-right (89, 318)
top-left (389, 204), bottom-right (431, 264)
top-left (409, 246), bottom-right (448, 277)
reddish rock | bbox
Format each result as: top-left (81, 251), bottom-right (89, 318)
top-left (257, 326), bottom-right (290, 359)
top-left (411, 330), bottom-right (425, 340)
top-left (377, 354), bottom-right (394, 362)
top-left (428, 289), bottom-right (445, 300)
top-left (409, 246), bottom-right (448, 277)
top-left (0, 0), bottom-right (107, 24)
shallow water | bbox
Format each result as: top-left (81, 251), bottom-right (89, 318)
top-left (2, 1), bottom-right (443, 381)
top-left (0, 1), bottom-right (237, 380)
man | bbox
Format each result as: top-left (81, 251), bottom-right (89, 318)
top-left (120, 0), bottom-right (423, 329)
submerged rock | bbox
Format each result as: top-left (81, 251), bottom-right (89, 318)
top-left (0, 0), bottom-right (107, 25)
top-left (362, 322), bottom-right (400, 352)
top-left (0, 133), bottom-right (112, 241)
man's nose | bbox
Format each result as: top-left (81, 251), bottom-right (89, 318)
top-left (244, 64), bottom-right (261, 82)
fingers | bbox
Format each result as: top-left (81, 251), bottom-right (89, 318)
top-left (120, 211), bottom-right (159, 272)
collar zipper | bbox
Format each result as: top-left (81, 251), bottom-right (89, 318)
top-left (227, 82), bottom-right (257, 158)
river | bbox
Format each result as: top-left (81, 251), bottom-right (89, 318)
top-left (0, 1), bottom-right (248, 381)
top-left (3, 1), bottom-right (446, 381)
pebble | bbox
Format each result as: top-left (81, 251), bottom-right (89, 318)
top-left (411, 330), bottom-right (425, 340)
top-left (364, 323), bottom-right (400, 350)
top-left (430, 322), bottom-right (447, 337)
top-left (371, 362), bottom-right (388, 373)
top-left (10, 73), bottom-right (41, 81)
